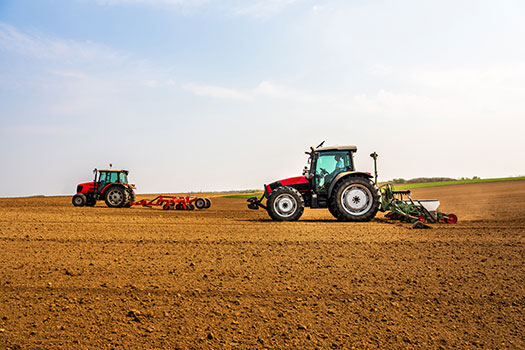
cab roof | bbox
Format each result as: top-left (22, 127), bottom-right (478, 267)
top-left (95, 169), bottom-right (129, 173)
top-left (316, 145), bottom-right (357, 152)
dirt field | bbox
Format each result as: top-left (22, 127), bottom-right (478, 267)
top-left (0, 181), bottom-right (524, 349)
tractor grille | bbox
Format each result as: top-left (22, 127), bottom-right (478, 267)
top-left (76, 185), bottom-right (83, 193)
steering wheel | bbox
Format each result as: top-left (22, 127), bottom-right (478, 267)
top-left (319, 168), bottom-right (328, 175)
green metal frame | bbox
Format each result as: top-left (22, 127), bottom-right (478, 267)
top-left (379, 184), bottom-right (456, 224)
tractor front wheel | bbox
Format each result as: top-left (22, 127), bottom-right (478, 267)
top-left (72, 194), bottom-right (87, 207)
top-left (104, 186), bottom-right (127, 208)
top-left (331, 177), bottom-right (380, 222)
top-left (266, 186), bottom-right (304, 221)
top-left (86, 197), bottom-right (97, 207)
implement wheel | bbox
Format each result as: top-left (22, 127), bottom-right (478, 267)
top-left (266, 186), bottom-right (304, 221)
top-left (195, 198), bottom-right (206, 209)
top-left (445, 213), bottom-right (458, 224)
top-left (204, 198), bottom-right (211, 208)
top-left (331, 177), bottom-right (380, 222)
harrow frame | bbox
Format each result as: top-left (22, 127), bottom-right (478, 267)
top-left (131, 195), bottom-right (211, 211)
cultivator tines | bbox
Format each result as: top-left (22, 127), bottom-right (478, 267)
top-left (379, 184), bottom-right (457, 224)
top-left (131, 195), bottom-right (211, 210)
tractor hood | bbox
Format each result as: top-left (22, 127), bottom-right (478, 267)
top-left (265, 176), bottom-right (310, 194)
top-left (76, 181), bottom-right (96, 194)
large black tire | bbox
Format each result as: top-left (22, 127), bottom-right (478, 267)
top-left (104, 186), bottom-right (128, 208)
top-left (327, 198), bottom-right (338, 218)
top-left (194, 198), bottom-right (206, 209)
top-left (266, 186), bottom-right (305, 221)
top-left (72, 193), bottom-right (86, 207)
top-left (330, 177), bottom-right (380, 222)
top-left (124, 189), bottom-right (135, 208)
top-left (204, 198), bottom-right (211, 208)
top-left (86, 196), bottom-right (97, 207)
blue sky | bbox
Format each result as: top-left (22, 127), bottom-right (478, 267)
top-left (1, 0), bottom-right (524, 196)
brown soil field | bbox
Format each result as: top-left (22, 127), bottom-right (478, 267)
top-left (0, 181), bottom-right (524, 349)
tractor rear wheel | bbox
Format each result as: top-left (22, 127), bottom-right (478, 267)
top-left (328, 199), bottom-right (339, 218)
top-left (124, 190), bottom-right (135, 208)
top-left (266, 186), bottom-right (304, 221)
top-left (72, 194), bottom-right (87, 207)
top-left (331, 177), bottom-right (380, 222)
top-left (204, 198), bottom-right (211, 208)
top-left (195, 198), bottom-right (206, 209)
top-left (104, 186), bottom-right (128, 208)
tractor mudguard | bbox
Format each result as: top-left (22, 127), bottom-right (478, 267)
top-left (100, 183), bottom-right (125, 195)
top-left (327, 171), bottom-right (373, 199)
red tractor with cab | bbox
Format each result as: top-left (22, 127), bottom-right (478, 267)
top-left (72, 168), bottom-right (136, 208)
top-left (247, 142), bottom-right (381, 221)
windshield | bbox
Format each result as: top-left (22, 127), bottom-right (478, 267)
top-left (98, 171), bottom-right (127, 184)
top-left (316, 152), bottom-right (350, 174)
top-left (119, 172), bottom-right (128, 184)
top-left (314, 151), bottom-right (352, 192)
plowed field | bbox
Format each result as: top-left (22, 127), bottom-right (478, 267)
top-left (0, 181), bottom-right (524, 349)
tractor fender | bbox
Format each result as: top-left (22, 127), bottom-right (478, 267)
top-left (327, 171), bottom-right (373, 199)
top-left (100, 183), bottom-right (125, 195)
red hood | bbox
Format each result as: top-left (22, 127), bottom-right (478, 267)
top-left (265, 176), bottom-right (309, 194)
top-left (279, 176), bottom-right (309, 186)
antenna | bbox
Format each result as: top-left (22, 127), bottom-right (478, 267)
top-left (316, 140), bottom-right (325, 148)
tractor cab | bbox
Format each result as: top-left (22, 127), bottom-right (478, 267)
top-left (94, 169), bottom-right (129, 193)
top-left (306, 145), bottom-right (357, 194)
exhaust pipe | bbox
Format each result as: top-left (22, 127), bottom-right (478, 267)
top-left (370, 152), bottom-right (378, 184)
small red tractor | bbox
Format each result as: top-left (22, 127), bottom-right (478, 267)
top-left (72, 168), bottom-right (136, 208)
top-left (248, 142), bottom-right (380, 221)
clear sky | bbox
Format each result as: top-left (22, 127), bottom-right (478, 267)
top-left (1, 0), bottom-right (524, 197)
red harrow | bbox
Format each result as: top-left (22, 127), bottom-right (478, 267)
top-left (131, 195), bottom-right (211, 210)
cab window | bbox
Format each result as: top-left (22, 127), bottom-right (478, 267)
top-left (119, 172), bottom-right (128, 184)
top-left (109, 172), bottom-right (118, 183)
top-left (314, 151), bottom-right (352, 193)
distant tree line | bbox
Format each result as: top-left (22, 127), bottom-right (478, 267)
top-left (389, 176), bottom-right (480, 184)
